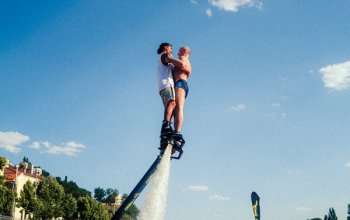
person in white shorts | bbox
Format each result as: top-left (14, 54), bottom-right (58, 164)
top-left (157, 42), bottom-right (176, 149)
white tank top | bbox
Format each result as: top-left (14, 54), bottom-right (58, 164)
top-left (157, 52), bottom-right (174, 92)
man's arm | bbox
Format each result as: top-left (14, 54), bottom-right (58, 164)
top-left (168, 57), bottom-right (192, 75)
top-left (168, 57), bottom-right (185, 68)
top-left (183, 61), bottom-right (191, 76)
top-left (161, 53), bottom-right (172, 65)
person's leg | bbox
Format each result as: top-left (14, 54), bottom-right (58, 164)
top-left (159, 87), bottom-right (176, 150)
top-left (160, 99), bottom-right (175, 136)
top-left (164, 99), bottom-right (176, 122)
top-left (174, 87), bottom-right (186, 132)
top-left (159, 86), bottom-right (176, 123)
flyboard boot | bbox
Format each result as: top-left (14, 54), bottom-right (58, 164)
top-left (170, 131), bottom-right (185, 159)
top-left (159, 120), bottom-right (173, 151)
top-left (172, 131), bottom-right (185, 148)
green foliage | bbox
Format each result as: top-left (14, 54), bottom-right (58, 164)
top-left (125, 204), bottom-right (140, 220)
top-left (22, 157), bottom-right (29, 163)
top-left (14, 176), bottom-right (117, 219)
top-left (56, 176), bottom-right (91, 199)
top-left (62, 193), bottom-right (78, 220)
top-left (118, 193), bottom-right (141, 219)
top-left (41, 169), bottom-right (50, 177)
top-left (106, 188), bottom-right (119, 196)
top-left (0, 185), bottom-right (16, 216)
top-left (16, 181), bottom-right (37, 218)
top-left (122, 193), bottom-right (128, 199)
top-left (94, 187), bottom-right (106, 202)
top-left (104, 188), bottom-right (119, 204)
top-left (0, 176), bottom-right (5, 185)
top-left (324, 208), bottom-right (337, 220)
top-left (0, 161), bottom-right (136, 220)
top-left (0, 157), bottom-right (7, 170)
top-left (94, 187), bottom-right (119, 204)
top-left (0, 162), bottom-right (16, 216)
top-left (36, 177), bottom-right (65, 219)
top-left (121, 214), bottom-right (133, 220)
top-left (77, 196), bottom-right (111, 220)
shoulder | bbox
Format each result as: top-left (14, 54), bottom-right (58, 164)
top-left (161, 53), bottom-right (169, 58)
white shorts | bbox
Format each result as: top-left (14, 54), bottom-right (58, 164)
top-left (159, 87), bottom-right (175, 107)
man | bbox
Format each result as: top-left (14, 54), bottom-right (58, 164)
top-left (157, 42), bottom-right (176, 148)
top-left (172, 47), bottom-right (191, 140)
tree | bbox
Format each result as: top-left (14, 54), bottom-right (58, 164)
top-left (104, 188), bottom-right (119, 205)
top-left (347, 204), bottom-right (350, 220)
top-left (77, 196), bottom-right (110, 220)
top-left (62, 193), bottom-right (78, 220)
top-left (94, 187), bottom-right (106, 202)
top-left (117, 194), bottom-right (139, 220)
top-left (0, 157), bottom-right (7, 170)
top-left (36, 177), bottom-right (65, 219)
top-left (41, 169), bottom-right (50, 177)
top-left (0, 183), bottom-right (16, 216)
top-left (22, 157), bottom-right (29, 163)
top-left (56, 176), bottom-right (91, 199)
top-left (324, 208), bottom-right (337, 220)
top-left (125, 204), bottom-right (139, 220)
top-left (94, 187), bottom-right (119, 204)
top-left (16, 181), bottom-right (37, 219)
top-left (0, 166), bottom-right (16, 217)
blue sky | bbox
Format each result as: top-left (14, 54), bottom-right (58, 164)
top-left (1, 0), bottom-right (350, 219)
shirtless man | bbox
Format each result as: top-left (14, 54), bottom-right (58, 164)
top-left (172, 47), bottom-right (192, 140)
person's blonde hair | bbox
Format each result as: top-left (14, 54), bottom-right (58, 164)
top-left (181, 46), bottom-right (190, 54)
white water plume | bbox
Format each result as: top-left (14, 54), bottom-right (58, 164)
top-left (138, 145), bottom-right (172, 220)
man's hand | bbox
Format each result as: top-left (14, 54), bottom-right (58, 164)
top-left (161, 53), bottom-right (172, 65)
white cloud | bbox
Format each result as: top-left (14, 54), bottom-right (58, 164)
top-left (209, 0), bottom-right (262, 12)
top-left (0, 130), bottom-right (85, 156)
top-left (272, 103), bottom-right (280, 107)
top-left (296, 207), bottom-right (312, 213)
top-left (190, 0), bottom-right (198, 4)
top-left (209, 194), bottom-right (231, 201)
top-left (231, 104), bottom-right (247, 112)
top-left (0, 131), bottom-right (29, 153)
top-left (206, 8), bottom-right (213, 17)
top-left (38, 141), bottom-right (85, 156)
top-left (29, 141), bottom-right (41, 150)
top-left (345, 162), bottom-right (350, 168)
top-left (187, 185), bottom-right (209, 191)
top-left (320, 61), bottom-right (350, 90)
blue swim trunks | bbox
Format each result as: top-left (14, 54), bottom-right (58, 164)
top-left (175, 79), bottom-right (189, 98)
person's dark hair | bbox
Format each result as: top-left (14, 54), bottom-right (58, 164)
top-left (157, 42), bottom-right (172, 54)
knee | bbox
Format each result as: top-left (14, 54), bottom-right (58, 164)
top-left (175, 106), bottom-right (184, 114)
top-left (176, 104), bottom-right (184, 111)
top-left (167, 100), bottom-right (176, 109)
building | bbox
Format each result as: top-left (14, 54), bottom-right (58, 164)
top-left (2, 159), bottom-right (43, 220)
top-left (103, 194), bottom-right (124, 215)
